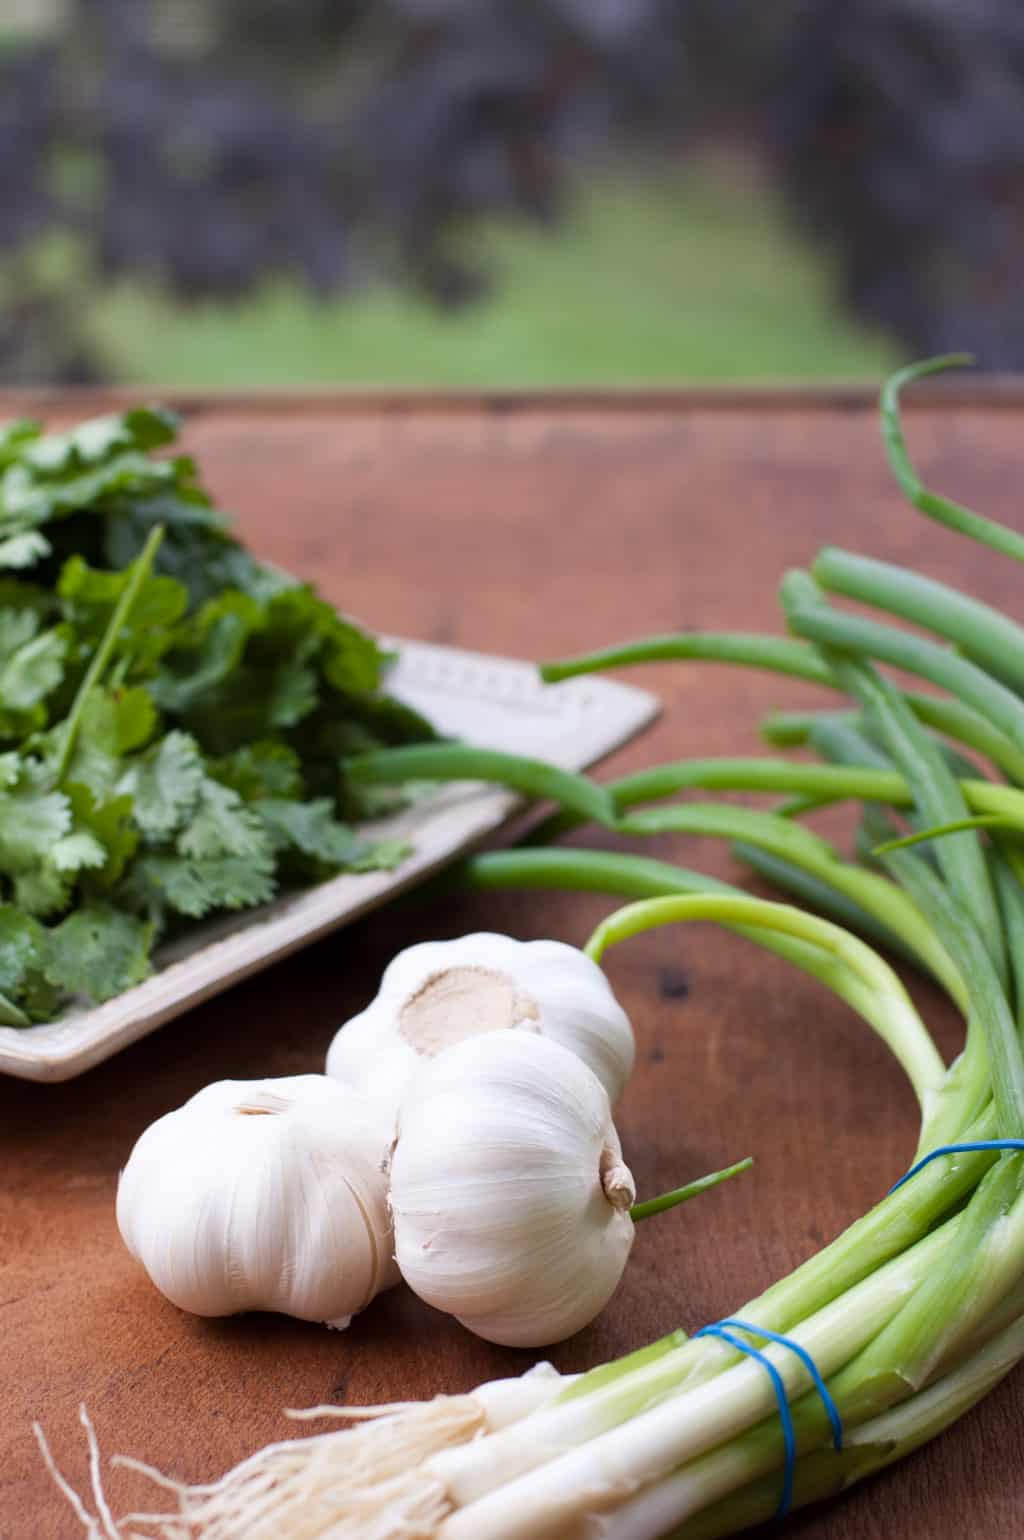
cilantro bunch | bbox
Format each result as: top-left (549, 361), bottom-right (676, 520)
top-left (0, 409), bottom-right (433, 1024)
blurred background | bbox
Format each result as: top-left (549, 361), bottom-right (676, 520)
top-left (2, 0), bottom-right (1021, 388)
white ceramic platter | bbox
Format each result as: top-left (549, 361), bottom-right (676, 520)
top-left (0, 639), bottom-right (657, 1081)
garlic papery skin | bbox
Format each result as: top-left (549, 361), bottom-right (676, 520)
top-left (389, 1029), bottom-right (636, 1347)
top-left (116, 1074), bottom-right (398, 1329)
top-left (325, 931), bottom-right (634, 1114)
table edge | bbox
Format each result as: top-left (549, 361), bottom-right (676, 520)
top-left (3, 379), bottom-right (1024, 416)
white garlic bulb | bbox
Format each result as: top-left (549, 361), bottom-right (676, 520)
top-left (326, 931), bottom-right (634, 1114)
top-left (389, 1029), bottom-right (636, 1347)
top-left (116, 1074), bottom-right (398, 1329)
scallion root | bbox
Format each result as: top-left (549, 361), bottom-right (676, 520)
top-left (38, 1396), bottom-right (489, 1540)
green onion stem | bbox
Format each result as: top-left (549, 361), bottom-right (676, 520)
top-left (880, 354), bottom-right (1024, 562)
top-left (582, 893), bottom-right (945, 1105)
top-left (455, 841), bottom-right (916, 978)
top-left (677, 1307), bottom-right (1024, 1540)
top-left (631, 1159), bottom-right (754, 1223)
top-left (840, 1156), bottom-right (1024, 1399)
top-left (860, 820), bottom-right (993, 1146)
top-left (812, 712), bottom-right (990, 795)
top-left (872, 815), bottom-right (1014, 855)
top-left (53, 524), bottom-right (164, 785)
top-left (539, 634), bottom-right (832, 687)
top-left (615, 804), bottom-right (965, 1009)
top-left (808, 714), bottom-right (895, 774)
top-left (542, 628), bottom-right (1024, 782)
top-left (762, 697), bottom-right (1024, 785)
top-left (774, 792), bottom-right (838, 819)
top-left (672, 1445), bottom-right (885, 1540)
top-left (605, 759), bottom-right (1024, 826)
top-left (869, 810), bottom-right (1024, 1139)
top-left (784, 586), bottom-right (1024, 756)
top-left (992, 851), bottom-right (1024, 1041)
top-left (606, 1248), bottom-right (1024, 1540)
top-left (556, 1331), bottom-right (688, 1407)
top-left (346, 744), bottom-right (616, 828)
top-left (451, 846), bottom-right (957, 1073)
top-left (727, 842), bottom-right (920, 968)
top-left (780, 569), bottom-right (1008, 984)
top-left (609, 757), bottom-right (907, 810)
top-left (437, 1218), bottom-right (962, 1534)
top-left (813, 546), bottom-right (1024, 695)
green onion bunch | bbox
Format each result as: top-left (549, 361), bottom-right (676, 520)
top-left (317, 356), bottom-right (1024, 1537)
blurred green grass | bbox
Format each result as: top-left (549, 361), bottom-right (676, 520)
top-left (90, 159), bottom-right (901, 388)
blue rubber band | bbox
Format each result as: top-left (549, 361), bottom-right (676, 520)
top-left (694, 1324), bottom-right (797, 1518)
top-left (888, 1139), bottom-right (1024, 1194)
top-left (716, 1318), bottom-right (843, 1453)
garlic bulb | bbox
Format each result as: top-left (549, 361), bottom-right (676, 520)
top-left (389, 1029), bottom-right (636, 1347)
top-left (116, 1074), bottom-right (398, 1329)
top-left (326, 931), bottom-right (634, 1113)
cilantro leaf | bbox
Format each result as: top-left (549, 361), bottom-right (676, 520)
top-left (148, 591), bottom-right (262, 712)
top-left (3, 453), bottom-right (181, 529)
top-left (177, 778), bottom-right (273, 863)
top-left (50, 829), bottom-right (107, 874)
top-left (0, 420), bottom-right (41, 468)
top-left (209, 741), bottom-right (303, 801)
top-left (0, 770), bottom-right (126, 917)
top-left (49, 686), bottom-right (156, 800)
top-left (267, 663), bottom-right (319, 727)
top-left (322, 613), bottom-right (385, 696)
top-left (0, 609), bottom-right (38, 656)
top-left (346, 837), bottom-right (410, 872)
top-left (0, 906), bottom-right (50, 1025)
top-left (43, 902), bottom-right (153, 1003)
top-left (116, 730), bottom-right (204, 840)
top-left (0, 993), bottom-right (30, 1027)
top-left (104, 515), bottom-right (289, 609)
top-left (58, 554), bottom-right (188, 672)
top-left (0, 618), bottom-right (68, 710)
top-left (13, 867), bottom-right (73, 919)
top-left (0, 782), bottom-right (71, 870)
top-left (257, 797), bottom-right (360, 867)
top-left (0, 905), bottom-right (47, 996)
top-left (125, 853), bottom-right (276, 921)
top-left (0, 753), bottom-right (22, 790)
top-left (0, 530), bottom-right (51, 569)
top-left (65, 785), bottom-right (138, 889)
top-left (0, 406), bottom-right (435, 1023)
top-left (19, 409), bottom-right (178, 474)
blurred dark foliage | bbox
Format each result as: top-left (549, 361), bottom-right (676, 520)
top-left (773, 0), bottom-right (1024, 368)
top-left (3, 0), bottom-right (1024, 380)
top-left (0, 0), bottom-right (706, 379)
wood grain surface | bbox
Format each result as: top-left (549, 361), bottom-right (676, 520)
top-left (2, 389), bottom-right (1023, 1538)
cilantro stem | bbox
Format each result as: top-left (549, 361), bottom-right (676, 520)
top-left (53, 524), bottom-right (164, 786)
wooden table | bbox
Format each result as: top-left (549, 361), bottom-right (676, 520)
top-left (2, 386), bottom-right (1023, 1538)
